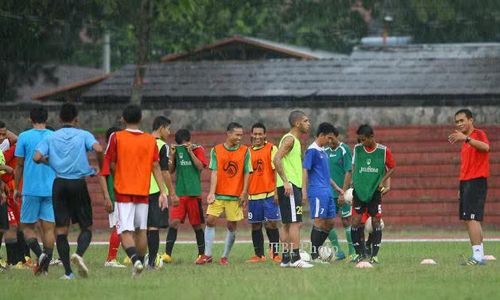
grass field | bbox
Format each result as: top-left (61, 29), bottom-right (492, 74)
top-left (1, 240), bottom-right (499, 300)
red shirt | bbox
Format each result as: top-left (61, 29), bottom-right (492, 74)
top-left (364, 144), bottom-right (396, 169)
top-left (460, 129), bottom-right (489, 181)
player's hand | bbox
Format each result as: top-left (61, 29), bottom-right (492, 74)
top-left (381, 186), bottom-right (390, 195)
top-left (207, 193), bottom-right (215, 205)
top-left (239, 192), bottom-right (248, 208)
top-left (159, 193), bottom-right (169, 210)
top-left (104, 198), bottom-right (113, 213)
top-left (283, 181), bottom-right (292, 197)
top-left (171, 194), bottom-right (180, 207)
top-left (13, 189), bottom-right (21, 205)
top-left (448, 130), bottom-right (466, 144)
top-left (185, 142), bottom-right (193, 152)
top-left (338, 194), bottom-right (345, 206)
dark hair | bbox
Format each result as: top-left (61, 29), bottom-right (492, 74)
top-left (175, 129), bottom-right (191, 144)
top-left (30, 106), bottom-right (48, 124)
top-left (288, 110), bottom-right (306, 127)
top-left (122, 105), bottom-right (142, 124)
top-left (356, 124), bottom-right (374, 137)
top-left (152, 116), bottom-right (171, 131)
top-left (0, 121), bottom-right (5, 129)
top-left (316, 122), bottom-right (336, 137)
top-left (105, 126), bottom-right (121, 142)
top-left (455, 108), bottom-right (473, 119)
top-left (251, 122), bottom-right (266, 133)
top-left (332, 125), bottom-right (339, 137)
top-left (59, 103), bottom-right (78, 123)
top-left (227, 122), bottom-right (243, 132)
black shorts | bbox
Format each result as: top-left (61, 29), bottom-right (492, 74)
top-left (52, 178), bottom-right (93, 228)
top-left (0, 202), bottom-right (8, 230)
top-left (147, 192), bottom-right (169, 228)
top-left (459, 177), bottom-right (487, 221)
top-left (277, 184), bottom-right (303, 224)
top-left (352, 189), bottom-right (382, 218)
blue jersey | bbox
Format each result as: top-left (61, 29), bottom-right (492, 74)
top-left (303, 142), bottom-right (332, 196)
top-left (36, 126), bottom-right (97, 179)
top-left (15, 129), bottom-right (56, 197)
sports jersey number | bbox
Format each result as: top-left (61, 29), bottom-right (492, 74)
top-left (248, 212), bottom-right (253, 220)
top-left (320, 208), bottom-right (325, 215)
top-left (295, 206), bottom-right (303, 215)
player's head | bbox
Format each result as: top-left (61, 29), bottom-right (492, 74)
top-left (122, 105), bottom-right (142, 125)
top-left (152, 116), bottom-right (171, 140)
top-left (175, 129), bottom-right (191, 144)
top-left (30, 106), bottom-right (48, 124)
top-left (105, 126), bottom-right (121, 143)
top-left (356, 124), bottom-right (375, 147)
top-left (251, 122), bottom-right (266, 147)
top-left (0, 120), bottom-right (6, 143)
top-left (59, 103), bottom-right (78, 124)
top-left (315, 122), bottom-right (336, 147)
top-left (455, 108), bottom-right (474, 134)
top-left (288, 110), bottom-right (310, 133)
top-left (226, 122), bottom-right (244, 146)
top-left (329, 125), bottom-right (340, 147)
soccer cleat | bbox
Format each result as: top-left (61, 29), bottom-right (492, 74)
top-left (104, 259), bottom-right (126, 268)
top-left (461, 256), bottom-right (486, 266)
top-left (13, 262), bottom-right (29, 270)
top-left (123, 256), bottom-right (132, 265)
top-left (290, 259), bottom-right (314, 268)
top-left (0, 258), bottom-right (7, 269)
top-left (161, 253), bottom-right (172, 264)
top-left (24, 256), bottom-right (34, 268)
top-left (369, 256), bottom-right (380, 264)
top-left (60, 273), bottom-right (75, 280)
top-left (271, 255), bottom-right (282, 263)
top-left (71, 253), bottom-right (89, 278)
top-left (132, 260), bottom-right (144, 277)
top-left (246, 256), bottom-right (266, 263)
top-left (195, 255), bottom-right (213, 265)
top-left (50, 258), bottom-right (62, 266)
top-left (34, 253), bottom-right (49, 276)
top-left (350, 254), bottom-right (366, 264)
top-left (220, 257), bottom-right (229, 265)
top-left (334, 251), bottom-right (346, 261)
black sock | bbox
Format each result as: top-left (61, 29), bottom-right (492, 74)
top-left (282, 247), bottom-right (290, 263)
top-left (351, 226), bottom-right (366, 256)
top-left (165, 227), bottom-right (177, 256)
top-left (5, 239), bottom-right (17, 265)
top-left (265, 228), bottom-right (280, 257)
top-left (147, 230), bottom-right (159, 266)
top-left (291, 248), bottom-right (300, 263)
top-left (251, 229), bottom-right (264, 257)
top-left (371, 227), bottom-right (382, 257)
top-left (76, 229), bottom-right (92, 257)
top-left (310, 226), bottom-right (330, 260)
top-left (26, 238), bottom-right (42, 258)
top-left (125, 247), bottom-right (138, 264)
top-left (17, 231), bottom-right (29, 261)
top-left (194, 228), bottom-right (205, 256)
top-left (365, 233), bottom-right (373, 256)
top-left (56, 234), bottom-right (72, 276)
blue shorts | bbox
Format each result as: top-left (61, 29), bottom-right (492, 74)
top-left (248, 197), bottom-right (281, 223)
top-left (20, 195), bottom-right (55, 223)
top-left (309, 193), bottom-right (336, 219)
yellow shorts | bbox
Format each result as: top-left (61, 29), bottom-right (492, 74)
top-left (206, 200), bottom-right (244, 221)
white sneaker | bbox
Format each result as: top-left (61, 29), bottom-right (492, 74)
top-left (50, 258), bottom-right (62, 266)
top-left (290, 259), bottom-right (314, 268)
top-left (104, 259), bottom-right (126, 268)
top-left (71, 254), bottom-right (89, 278)
top-left (280, 261), bottom-right (290, 268)
top-left (59, 273), bottom-right (75, 280)
top-left (132, 260), bottom-right (144, 278)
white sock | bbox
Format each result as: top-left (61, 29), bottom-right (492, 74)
top-left (204, 226), bottom-right (215, 257)
top-left (222, 230), bottom-right (236, 258)
top-left (472, 244), bottom-right (484, 261)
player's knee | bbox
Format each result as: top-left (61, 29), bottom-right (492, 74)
top-left (252, 223), bottom-right (263, 231)
top-left (226, 221), bottom-right (237, 232)
top-left (206, 217), bottom-right (217, 227)
top-left (170, 220), bottom-right (180, 228)
top-left (264, 221), bottom-right (277, 230)
top-left (192, 224), bottom-right (202, 230)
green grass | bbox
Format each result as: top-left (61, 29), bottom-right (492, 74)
top-left (1, 242), bottom-right (499, 300)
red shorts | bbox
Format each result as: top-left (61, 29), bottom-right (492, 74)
top-left (7, 196), bottom-right (20, 226)
top-left (170, 196), bottom-right (204, 225)
top-left (360, 211), bottom-right (370, 225)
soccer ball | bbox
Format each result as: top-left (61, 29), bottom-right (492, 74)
top-left (364, 217), bottom-right (385, 234)
top-left (318, 246), bottom-right (334, 262)
top-left (344, 188), bottom-right (354, 205)
top-left (299, 250), bottom-right (312, 262)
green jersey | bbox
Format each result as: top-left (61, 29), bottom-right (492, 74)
top-left (107, 175), bottom-right (116, 204)
top-left (276, 133), bottom-right (303, 188)
top-left (325, 142), bottom-right (352, 198)
top-left (175, 145), bottom-right (204, 196)
top-left (352, 143), bottom-right (387, 203)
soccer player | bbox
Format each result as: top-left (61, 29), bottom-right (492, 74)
top-left (349, 124), bottom-right (395, 264)
top-left (303, 122), bottom-right (342, 262)
top-left (98, 127), bottom-right (126, 268)
top-left (325, 126), bottom-right (354, 260)
top-left (246, 123), bottom-right (281, 263)
top-left (100, 105), bottom-right (168, 277)
top-left (147, 116), bottom-right (177, 269)
top-left (14, 106), bottom-right (56, 275)
top-left (274, 110), bottom-right (312, 268)
top-left (0, 149), bottom-right (14, 270)
top-left (34, 103), bottom-right (103, 279)
top-left (196, 122), bottom-right (251, 265)
top-left (448, 109), bottom-right (490, 265)
top-left (165, 128), bottom-right (207, 263)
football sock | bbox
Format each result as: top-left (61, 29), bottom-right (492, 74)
top-left (147, 230), bottom-right (159, 266)
top-left (472, 244), bottom-right (484, 261)
top-left (204, 226), bottom-right (215, 257)
top-left (56, 234), bottom-right (72, 276)
top-left (125, 247), bottom-right (138, 264)
top-left (107, 228), bottom-right (120, 261)
top-left (26, 237), bottom-right (42, 258)
top-left (165, 227), bottom-right (178, 256)
top-left (366, 233), bottom-right (374, 256)
top-left (371, 227), bottom-right (382, 257)
top-left (251, 229), bottom-right (264, 257)
top-left (290, 248), bottom-right (300, 263)
top-left (311, 226), bottom-right (330, 259)
top-left (344, 226), bottom-right (355, 255)
top-left (5, 238), bottom-right (17, 265)
top-left (328, 228), bottom-right (343, 254)
top-left (17, 231), bottom-right (29, 262)
top-left (351, 226), bottom-right (366, 256)
top-left (194, 228), bottom-right (205, 256)
top-left (76, 229), bottom-right (92, 257)
top-left (138, 255), bottom-right (145, 264)
top-left (43, 247), bottom-right (54, 269)
top-left (222, 230), bottom-right (236, 258)
top-left (265, 228), bottom-right (280, 257)
top-left (281, 247), bottom-right (290, 263)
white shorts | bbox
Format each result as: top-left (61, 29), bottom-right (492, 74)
top-left (116, 202), bottom-right (149, 234)
top-left (108, 203), bottom-right (119, 228)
